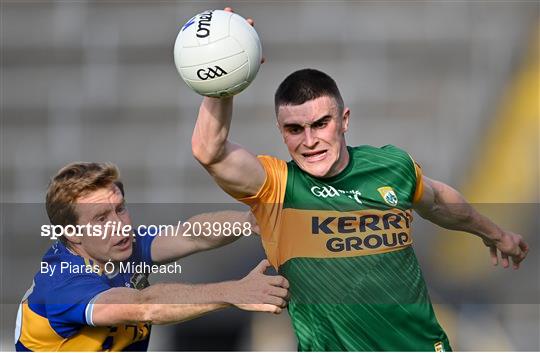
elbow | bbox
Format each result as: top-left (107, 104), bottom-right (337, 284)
top-left (192, 143), bottom-right (211, 167)
top-left (419, 204), bottom-right (441, 223)
top-left (191, 135), bottom-right (225, 167)
top-left (457, 207), bottom-right (475, 226)
top-left (191, 134), bottom-right (205, 164)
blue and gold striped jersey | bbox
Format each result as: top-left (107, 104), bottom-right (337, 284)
top-left (15, 231), bottom-right (155, 351)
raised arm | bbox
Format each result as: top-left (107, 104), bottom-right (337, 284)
top-left (151, 210), bottom-right (258, 264)
top-left (91, 260), bottom-right (288, 326)
top-left (413, 176), bottom-right (529, 269)
top-left (191, 97), bottom-right (265, 199)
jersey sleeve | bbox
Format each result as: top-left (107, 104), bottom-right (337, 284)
top-left (131, 229), bottom-right (157, 264)
top-left (46, 274), bottom-right (110, 335)
top-left (411, 158), bottom-right (424, 203)
top-left (381, 145), bottom-right (424, 205)
top-left (237, 155), bottom-right (287, 267)
top-left (238, 155), bottom-right (288, 206)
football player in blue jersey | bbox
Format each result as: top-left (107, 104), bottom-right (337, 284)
top-left (15, 162), bottom-right (288, 351)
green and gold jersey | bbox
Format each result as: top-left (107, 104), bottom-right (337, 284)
top-left (239, 145), bottom-right (451, 351)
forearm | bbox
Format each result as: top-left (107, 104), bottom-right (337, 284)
top-left (431, 203), bottom-right (503, 242)
top-left (138, 282), bottom-right (234, 325)
top-left (414, 176), bottom-right (528, 269)
top-left (152, 210), bottom-right (250, 263)
top-left (416, 179), bottom-right (503, 242)
top-left (146, 304), bottom-right (227, 325)
top-left (185, 210), bottom-right (250, 251)
top-left (190, 94), bottom-right (266, 198)
top-left (93, 282), bottom-right (235, 326)
top-left (192, 97), bottom-right (234, 165)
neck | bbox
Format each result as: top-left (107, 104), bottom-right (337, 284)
top-left (67, 243), bottom-right (106, 270)
top-left (326, 143), bottom-right (349, 178)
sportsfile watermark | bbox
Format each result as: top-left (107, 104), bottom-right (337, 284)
top-left (41, 220), bottom-right (254, 240)
top-left (1, 202), bottom-right (538, 305)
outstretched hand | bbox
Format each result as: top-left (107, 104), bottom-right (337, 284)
top-left (483, 231), bottom-right (529, 269)
top-left (231, 259), bottom-right (289, 314)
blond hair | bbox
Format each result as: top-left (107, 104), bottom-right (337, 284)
top-left (45, 162), bottom-right (124, 242)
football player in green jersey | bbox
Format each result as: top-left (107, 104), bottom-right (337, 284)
top-left (191, 62), bottom-right (529, 350)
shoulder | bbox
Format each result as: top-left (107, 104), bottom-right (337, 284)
top-left (130, 228), bottom-right (156, 264)
top-left (256, 154), bottom-right (289, 182)
top-left (238, 155), bottom-right (288, 205)
top-left (43, 242), bottom-right (101, 276)
top-left (42, 241), bottom-right (81, 263)
top-left (257, 155), bottom-right (287, 170)
top-left (34, 242), bottom-right (105, 294)
top-left (25, 244), bottom-right (108, 321)
top-left (351, 144), bottom-right (410, 157)
top-left (379, 144), bottom-right (412, 159)
top-left (350, 144), bottom-right (414, 168)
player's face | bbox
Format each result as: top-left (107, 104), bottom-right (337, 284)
top-left (277, 96), bottom-right (350, 178)
top-left (72, 184), bottom-right (134, 266)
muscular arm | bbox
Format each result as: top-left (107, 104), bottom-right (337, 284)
top-left (191, 97), bottom-right (265, 198)
top-left (413, 176), bottom-right (529, 269)
top-left (92, 260), bottom-right (288, 326)
top-left (151, 210), bottom-right (257, 264)
top-left (91, 283), bottom-right (231, 326)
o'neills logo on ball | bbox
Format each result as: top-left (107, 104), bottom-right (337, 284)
top-left (196, 10), bottom-right (214, 38)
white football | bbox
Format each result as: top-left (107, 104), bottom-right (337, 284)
top-left (174, 10), bottom-right (262, 97)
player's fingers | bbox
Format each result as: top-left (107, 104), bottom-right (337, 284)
top-left (511, 248), bottom-right (527, 270)
top-left (252, 259), bottom-right (271, 274)
top-left (278, 298), bottom-right (287, 308)
top-left (255, 303), bottom-right (282, 314)
top-left (271, 305), bottom-right (282, 314)
top-left (265, 295), bottom-right (287, 308)
top-left (489, 246), bottom-right (498, 266)
top-left (512, 252), bottom-right (524, 269)
top-left (269, 275), bottom-right (289, 289)
top-left (519, 240), bottom-right (529, 255)
top-left (267, 286), bottom-right (288, 299)
top-left (512, 257), bottom-right (521, 270)
top-left (501, 253), bottom-right (510, 268)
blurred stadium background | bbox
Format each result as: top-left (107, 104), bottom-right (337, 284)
top-left (1, 1), bottom-right (538, 351)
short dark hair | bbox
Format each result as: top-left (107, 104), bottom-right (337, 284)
top-left (274, 68), bottom-right (344, 114)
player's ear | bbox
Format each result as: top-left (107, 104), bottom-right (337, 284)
top-left (275, 116), bottom-right (287, 143)
top-left (341, 107), bottom-right (350, 133)
top-left (279, 127), bottom-right (288, 144)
